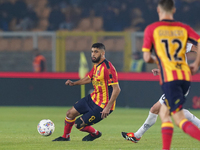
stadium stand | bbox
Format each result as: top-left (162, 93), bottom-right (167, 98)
top-left (0, 0), bottom-right (199, 72)
top-left (0, 0), bottom-right (199, 32)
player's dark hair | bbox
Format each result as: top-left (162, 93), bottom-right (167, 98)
top-left (158, 0), bottom-right (175, 12)
top-left (92, 43), bottom-right (105, 50)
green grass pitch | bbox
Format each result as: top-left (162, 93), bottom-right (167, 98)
top-left (0, 107), bottom-right (200, 150)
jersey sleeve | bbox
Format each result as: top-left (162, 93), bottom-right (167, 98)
top-left (142, 25), bottom-right (153, 52)
top-left (88, 66), bottom-right (94, 79)
top-left (104, 62), bottom-right (118, 86)
top-left (187, 25), bottom-right (200, 45)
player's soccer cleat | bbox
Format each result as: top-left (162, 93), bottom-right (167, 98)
top-left (82, 131), bottom-right (102, 141)
top-left (52, 136), bottom-right (70, 141)
top-left (121, 132), bottom-right (141, 143)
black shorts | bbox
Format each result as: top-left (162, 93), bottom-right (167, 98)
top-left (161, 80), bottom-right (190, 114)
top-left (74, 94), bottom-right (112, 126)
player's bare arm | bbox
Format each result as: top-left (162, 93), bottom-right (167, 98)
top-left (143, 52), bottom-right (156, 63)
top-left (190, 42), bottom-right (200, 75)
top-left (101, 84), bottom-right (121, 119)
top-left (65, 76), bottom-right (91, 86)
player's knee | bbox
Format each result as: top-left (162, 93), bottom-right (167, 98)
top-left (150, 105), bottom-right (159, 114)
top-left (150, 102), bottom-right (161, 114)
top-left (66, 108), bottom-right (77, 118)
top-left (75, 117), bottom-right (84, 129)
top-left (66, 110), bottom-right (71, 118)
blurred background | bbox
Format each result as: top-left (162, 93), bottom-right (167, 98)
top-left (0, 0), bottom-right (199, 72)
top-left (0, 0), bottom-right (200, 108)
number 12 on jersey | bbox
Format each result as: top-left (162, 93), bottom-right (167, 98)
top-left (161, 39), bottom-right (183, 61)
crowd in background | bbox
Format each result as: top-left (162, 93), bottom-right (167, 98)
top-left (0, 0), bottom-right (38, 31)
top-left (0, 0), bottom-right (200, 32)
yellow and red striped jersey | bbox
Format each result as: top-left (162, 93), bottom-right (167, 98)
top-left (88, 59), bottom-right (118, 110)
top-left (142, 19), bottom-right (200, 84)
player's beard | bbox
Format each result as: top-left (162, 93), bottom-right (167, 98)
top-left (92, 55), bottom-right (101, 63)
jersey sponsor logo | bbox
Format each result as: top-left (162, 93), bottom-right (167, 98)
top-left (92, 80), bottom-right (103, 86)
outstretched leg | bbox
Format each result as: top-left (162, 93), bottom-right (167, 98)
top-left (134, 100), bottom-right (161, 139)
top-left (122, 94), bottom-right (200, 143)
top-left (134, 99), bottom-right (200, 140)
top-left (173, 109), bottom-right (200, 143)
top-left (159, 104), bottom-right (173, 150)
top-left (121, 95), bottom-right (163, 143)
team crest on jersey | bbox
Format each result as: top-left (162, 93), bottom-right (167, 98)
top-left (97, 70), bottom-right (100, 76)
top-left (175, 63), bottom-right (182, 69)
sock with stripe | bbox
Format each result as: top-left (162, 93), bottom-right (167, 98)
top-left (62, 117), bottom-right (75, 138)
top-left (80, 125), bottom-right (99, 137)
top-left (180, 119), bottom-right (200, 141)
top-left (161, 121), bottom-right (174, 150)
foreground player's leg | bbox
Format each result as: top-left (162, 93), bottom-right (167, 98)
top-left (161, 121), bottom-right (174, 150)
top-left (159, 104), bottom-right (173, 150)
top-left (132, 97), bottom-right (200, 141)
top-left (160, 107), bottom-right (200, 149)
top-left (173, 110), bottom-right (200, 141)
top-left (122, 95), bottom-right (200, 143)
top-left (183, 109), bottom-right (200, 128)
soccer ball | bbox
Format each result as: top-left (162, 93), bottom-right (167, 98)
top-left (37, 119), bottom-right (55, 136)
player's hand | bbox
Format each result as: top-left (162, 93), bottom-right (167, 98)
top-left (189, 63), bottom-right (199, 75)
top-left (191, 45), bottom-right (197, 53)
top-left (101, 107), bottom-right (110, 119)
top-left (65, 80), bottom-right (75, 86)
top-left (152, 68), bottom-right (160, 76)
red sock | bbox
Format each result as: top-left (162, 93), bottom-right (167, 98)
top-left (62, 117), bottom-right (75, 138)
top-left (161, 121), bottom-right (174, 150)
top-left (180, 119), bottom-right (200, 141)
top-left (80, 125), bottom-right (99, 136)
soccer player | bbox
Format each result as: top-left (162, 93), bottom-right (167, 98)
top-left (127, 0), bottom-right (200, 149)
top-left (139, 0), bottom-right (200, 149)
top-left (121, 43), bottom-right (200, 143)
top-left (53, 43), bottom-right (121, 141)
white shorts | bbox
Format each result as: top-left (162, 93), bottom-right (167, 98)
top-left (158, 87), bottom-right (190, 105)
